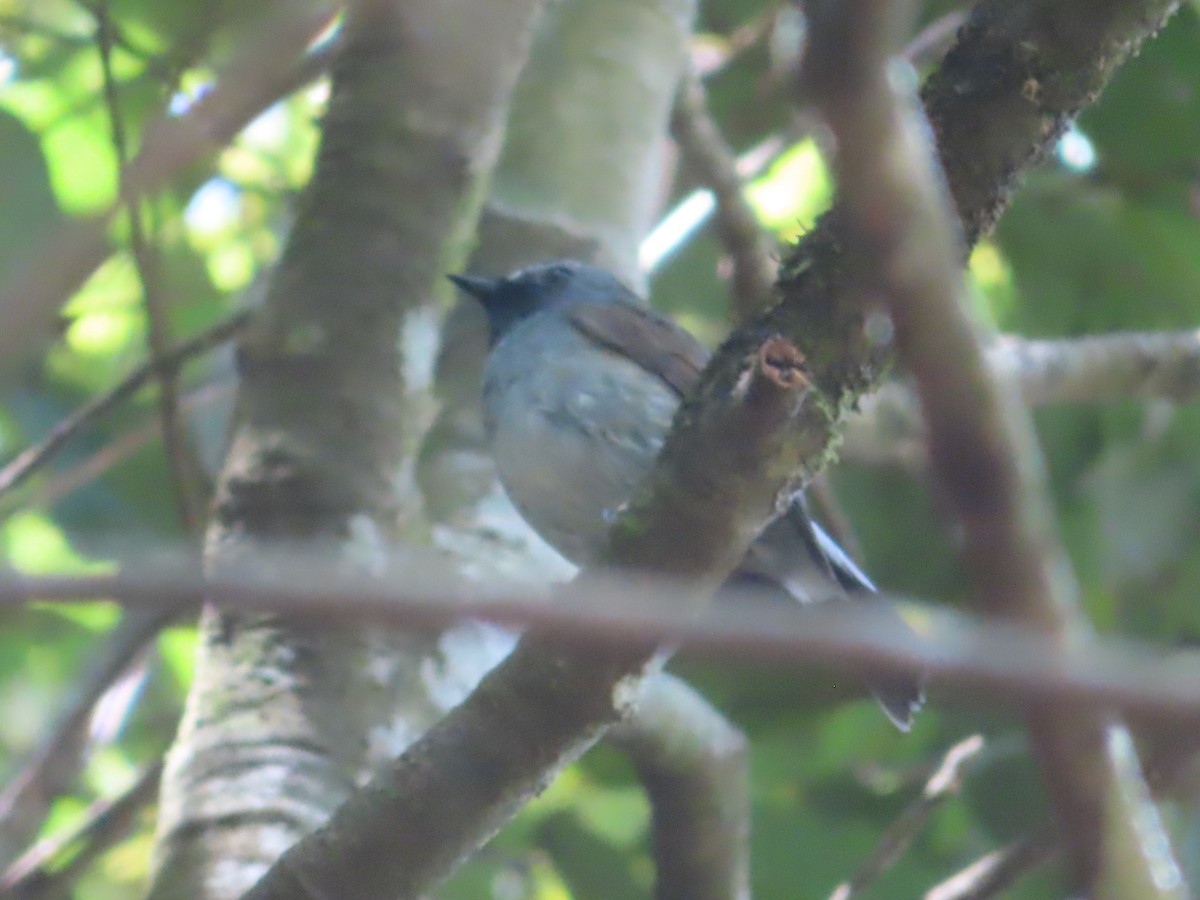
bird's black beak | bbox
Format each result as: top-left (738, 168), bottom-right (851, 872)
top-left (447, 273), bottom-right (498, 300)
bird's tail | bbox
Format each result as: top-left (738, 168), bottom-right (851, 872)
top-left (801, 503), bottom-right (926, 729)
top-left (737, 497), bottom-right (926, 730)
top-left (868, 675), bottom-right (925, 732)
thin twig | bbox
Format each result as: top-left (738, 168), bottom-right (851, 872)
top-left (0, 11), bottom-right (159, 61)
top-left (830, 735), bottom-right (985, 899)
top-left (925, 827), bottom-right (1057, 900)
top-left (929, 724), bottom-right (1200, 900)
top-left (644, 7), bottom-right (972, 280)
top-left (640, 127), bottom-right (796, 273)
top-left (0, 312), bottom-right (248, 503)
top-left (93, 0), bottom-right (205, 535)
top-left (692, 5), bottom-right (778, 79)
top-left (0, 760), bottom-right (163, 899)
top-left (671, 67), bottom-right (777, 321)
top-left (6, 560), bottom-right (1200, 721)
top-left (8, 382), bottom-right (232, 518)
top-left (0, 605), bottom-right (187, 851)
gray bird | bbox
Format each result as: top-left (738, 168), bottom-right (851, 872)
top-left (451, 260), bottom-right (924, 730)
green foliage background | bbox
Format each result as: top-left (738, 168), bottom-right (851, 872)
top-left (0, 1), bottom-right (1198, 897)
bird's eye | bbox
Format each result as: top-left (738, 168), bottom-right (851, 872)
top-left (546, 263), bottom-right (573, 282)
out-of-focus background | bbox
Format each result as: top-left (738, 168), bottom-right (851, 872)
top-left (0, 1), bottom-right (1198, 897)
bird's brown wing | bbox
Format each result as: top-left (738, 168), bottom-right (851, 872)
top-left (567, 302), bottom-right (710, 399)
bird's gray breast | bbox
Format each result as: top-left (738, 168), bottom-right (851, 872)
top-left (482, 313), bottom-right (681, 565)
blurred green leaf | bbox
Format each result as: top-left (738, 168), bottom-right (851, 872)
top-left (157, 625), bottom-right (198, 690)
top-left (4, 509), bottom-right (107, 574)
top-left (747, 139), bottom-right (832, 241)
top-left (998, 176), bottom-right (1200, 337)
top-left (0, 3), bottom-right (1197, 899)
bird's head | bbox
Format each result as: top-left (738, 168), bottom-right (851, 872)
top-left (449, 260), bottom-right (633, 345)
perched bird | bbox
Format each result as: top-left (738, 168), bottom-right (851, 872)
top-left (451, 260), bottom-right (924, 730)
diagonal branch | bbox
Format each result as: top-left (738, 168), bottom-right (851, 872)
top-left (0, 761), bottom-right (163, 899)
top-left (0, 605), bottom-right (187, 870)
top-left (0, 312), bottom-right (248, 505)
top-left (670, 66), bottom-right (777, 321)
top-left (831, 735), bottom-right (986, 900)
top-left (925, 826), bottom-right (1058, 900)
top-left (243, 334), bottom-right (812, 900)
top-left (244, 1), bottom-right (1185, 894)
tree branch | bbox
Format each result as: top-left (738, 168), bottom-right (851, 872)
top-left (3, 384), bottom-right (231, 520)
top-left (429, 5), bottom-right (726, 896)
top-left (925, 826), bottom-right (1057, 900)
top-left (0, 1), bottom-right (335, 367)
top-left (610, 674), bottom-right (750, 900)
top-left (223, 1), bottom-right (1189, 893)
top-left (0, 605), bottom-right (186, 871)
top-left (0, 761), bottom-right (162, 899)
top-left (146, 1), bottom-right (547, 896)
top-left (924, 1), bottom-right (1183, 248)
top-left (995, 329), bottom-right (1200, 405)
top-left (643, 8), bottom-right (965, 284)
top-left (7, 562), bottom-right (1200, 728)
top-left (243, 330), bottom-right (810, 899)
top-left (670, 66), bottom-right (777, 321)
top-left (842, 329), bottom-right (1200, 468)
top-left (800, 0), bottom-right (1185, 894)
top-left (0, 312), bottom-right (247, 504)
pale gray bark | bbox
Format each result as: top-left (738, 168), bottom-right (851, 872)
top-left (842, 329), bottom-right (1200, 469)
top-left (145, 2), bottom-right (543, 897)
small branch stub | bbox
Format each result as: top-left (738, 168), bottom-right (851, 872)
top-left (739, 336), bottom-right (809, 405)
top-left (760, 336), bottom-right (808, 388)
top-left (724, 336), bottom-right (811, 463)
